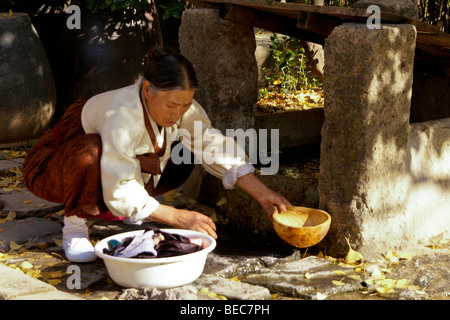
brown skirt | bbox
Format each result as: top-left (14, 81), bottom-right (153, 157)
top-left (23, 99), bottom-right (194, 220)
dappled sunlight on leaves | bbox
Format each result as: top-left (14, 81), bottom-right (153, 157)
top-left (257, 88), bottom-right (324, 114)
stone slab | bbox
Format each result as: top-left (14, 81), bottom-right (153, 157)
top-left (193, 274), bottom-right (272, 300)
top-left (242, 256), bottom-right (362, 299)
top-left (0, 191), bottom-right (64, 218)
top-left (0, 217), bottom-right (61, 252)
top-left (0, 263), bottom-right (56, 299)
top-left (0, 159), bottom-right (23, 177)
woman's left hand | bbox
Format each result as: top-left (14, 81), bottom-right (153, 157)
top-left (236, 173), bottom-right (292, 220)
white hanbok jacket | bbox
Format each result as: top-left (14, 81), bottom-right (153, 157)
top-left (81, 79), bottom-right (254, 224)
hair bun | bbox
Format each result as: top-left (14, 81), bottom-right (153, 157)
top-left (151, 47), bottom-right (172, 61)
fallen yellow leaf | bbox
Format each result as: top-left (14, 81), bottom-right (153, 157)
top-left (5, 211), bottom-right (16, 222)
top-left (1, 9), bottom-right (12, 17)
top-left (163, 189), bottom-right (179, 202)
top-left (383, 251), bottom-right (399, 265)
top-left (24, 200), bottom-right (33, 204)
top-left (53, 238), bottom-right (63, 246)
top-left (47, 279), bottom-right (62, 286)
top-left (25, 269), bottom-right (42, 279)
top-left (36, 242), bottom-right (48, 249)
top-left (41, 270), bottom-right (67, 279)
top-left (398, 253), bottom-right (412, 260)
top-left (304, 272), bottom-right (311, 279)
top-left (55, 209), bottom-right (65, 216)
top-left (215, 197), bottom-right (227, 206)
top-left (0, 177), bottom-right (12, 187)
top-left (332, 280), bottom-right (346, 286)
top-left (394, 279), bottom-right (409, 288)
top-left (9, 241), bottom-right (23, 251)
top-left (333, 270), bottom-right (346, 276)
top-left (344, 236), bottom-right (364, 265)
top-left (19, 261), bottom-right (33, 269)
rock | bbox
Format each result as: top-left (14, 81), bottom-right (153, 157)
top-left (0, 217), bottom-right (61, 252)
top-left (193, 274), bottom-right (272, 300)
top-left (0, 191), bottom-right (64, 218)
top-left (117, 285), bottom-right (198, 300)
top-left (353, 0), bottom-right (419, 20)
top-left (242, 256), bottom-right (362, 299)
top-left (319, 23), bottom-right (417, 259)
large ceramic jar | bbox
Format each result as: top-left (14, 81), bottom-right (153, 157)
top-left (0, 12), bottom-right (56, 143)
top-left (56, 0), bottom-right (162, 115)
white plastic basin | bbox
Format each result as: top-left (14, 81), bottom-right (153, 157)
top-left (94, 229), bottom-right (216, 289)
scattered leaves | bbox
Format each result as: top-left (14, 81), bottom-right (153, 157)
top-left (41, 270), bottom-right (67, 279)
top-left (198, 287), bottom-right (227, 300)
top-left (257, 88), bottom-right (324, 114)
top-left (0, 167), bottom-right (24, 192)
top-left (382, 251), bottom-right (412, 265)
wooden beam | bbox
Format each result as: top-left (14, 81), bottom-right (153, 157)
top-left (297, 12), bottom-right (342, 36)
top-left (219, 4), bottom-right (325, 44)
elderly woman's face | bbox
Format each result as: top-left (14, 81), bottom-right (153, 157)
top-left (143, 80), bottom-right (194, 127)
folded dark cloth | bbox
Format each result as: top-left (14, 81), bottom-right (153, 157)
top-left (103, 226), bottom-right (202, 259)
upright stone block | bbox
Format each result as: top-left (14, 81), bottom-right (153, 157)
top-left (319, 23), bottom-right (417, 259)
top-left (178, 9), bottom-right (258, 203)
top-left (179, 8), bottom-right (257, 132)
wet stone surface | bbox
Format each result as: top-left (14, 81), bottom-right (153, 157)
top-left (1, 216), bottom-right (450, 300)
top-left (0, 157), bottom-right (449, 300)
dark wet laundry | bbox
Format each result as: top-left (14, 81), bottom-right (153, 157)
top-left (103, 226), bottom-right (202, 259)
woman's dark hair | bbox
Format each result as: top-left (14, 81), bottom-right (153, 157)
top-left (143, 47), bottom-right (198, 91)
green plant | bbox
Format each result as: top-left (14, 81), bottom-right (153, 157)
top-left (263, 33), bottom-right (321, 93)
top-left (157, 0), bottom-right (186, 20)
top-left (85, 0), bottom-right (150, 12)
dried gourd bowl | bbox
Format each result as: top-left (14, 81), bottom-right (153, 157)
top-left (273, 206), bottom-right (331, 248)
top-left (94, 229), bottom-right (216, 289)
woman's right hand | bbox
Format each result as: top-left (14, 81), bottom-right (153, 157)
top-left (147, 204), bottom-right (217, 239)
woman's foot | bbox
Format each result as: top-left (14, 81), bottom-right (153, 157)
top-left (62, 215), bottom-right (97, 263)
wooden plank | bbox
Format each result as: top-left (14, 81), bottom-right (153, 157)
top-left (297, 11), bottom-right (343, 36)
top-left (189, 0), bottom-right (412, 22)
top-left (219, 4), bottom-right (325, 44)
top-left (189, 0), bottom-right (450, 74)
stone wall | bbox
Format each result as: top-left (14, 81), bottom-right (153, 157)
top-left (178, 9), bottom-right (450, 261)
top-left (319, 23), bottom-right (450, 259)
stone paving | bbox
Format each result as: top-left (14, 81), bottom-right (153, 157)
top-left (0, 153), bottom-right (449, 301)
